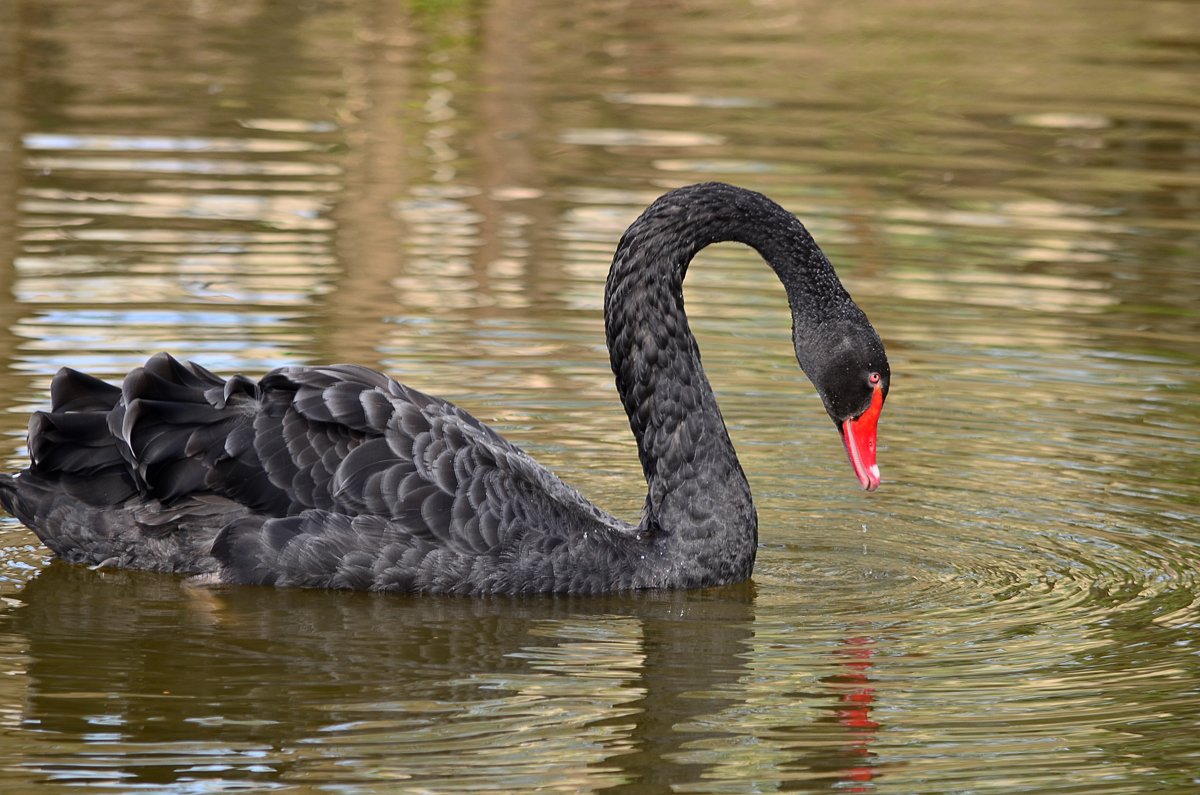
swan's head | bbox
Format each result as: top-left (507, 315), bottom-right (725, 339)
top-left (795, 317), bottom-right (890, 491)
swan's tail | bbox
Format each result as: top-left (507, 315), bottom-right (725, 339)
top-left (0, 473), bottom-right (24, 521)
top-left (11, 354), bottom-right (264, 511)
top-left (0, 473), bottom-right (58, 551)
top-left (15, 367), bottom-right (140, 511)
top-left (0, 366), bottom-right (135, 555)
top-left (2, 356), bottom-right (264, 567)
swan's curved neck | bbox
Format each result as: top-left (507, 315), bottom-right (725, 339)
top-left (604, 183), bottom-right (848, 580)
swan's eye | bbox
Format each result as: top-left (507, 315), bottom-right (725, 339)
top-left (868, 371), bottom-right (881, 386)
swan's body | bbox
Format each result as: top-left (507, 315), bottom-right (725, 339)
top-left (0, 183), bottom-right (890, 594)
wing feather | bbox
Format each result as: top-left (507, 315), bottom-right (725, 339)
top-left (20, 353), bottom-right (634, 591)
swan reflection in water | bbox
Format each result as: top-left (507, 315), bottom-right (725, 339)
top-left (7, 563), bottom-right (884, 791)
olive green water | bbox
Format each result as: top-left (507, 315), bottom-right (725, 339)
top-left (1, 1), bottom-right (1198, 792)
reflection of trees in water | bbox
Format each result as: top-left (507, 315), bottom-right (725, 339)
top-left (0, 0), bottom-right (19, 406)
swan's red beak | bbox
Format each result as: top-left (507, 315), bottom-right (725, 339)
top-left (841, 386), bottom-right (883, 491)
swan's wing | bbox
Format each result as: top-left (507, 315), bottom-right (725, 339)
top-left (17, 354), bottom-right (630, 587)
top-left (208, 510), bottom-right (513, 592)
top-left (200, 364), bottom-right (639, 593)
top-left (267, 363), bottom-right (623, 537)
top-left (114, 354), bottom-right (624, 553)
top-left (207, 462), bottom-right (643, 593)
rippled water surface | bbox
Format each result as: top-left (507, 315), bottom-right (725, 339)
top-left (1, 0), bottom-right (1199, 792)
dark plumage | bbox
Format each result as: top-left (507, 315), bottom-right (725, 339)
top-left (0, 183), bottom-right (890, 594)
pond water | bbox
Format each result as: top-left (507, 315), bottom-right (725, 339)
top-left (1, 0), bottom-right (1199, 792)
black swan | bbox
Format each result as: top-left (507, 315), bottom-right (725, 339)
top-left (0, 183), bottom-right (890, 595)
